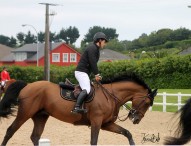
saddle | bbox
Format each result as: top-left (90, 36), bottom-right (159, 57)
top-left (59, 79), bottom-right (95, 103)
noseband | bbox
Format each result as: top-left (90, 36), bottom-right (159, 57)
top-left (128, 95), bottom-right (150, 118)
top-left (119, 95), bottom-right (151, 121)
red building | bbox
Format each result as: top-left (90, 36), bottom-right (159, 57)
top-left (0, 42), bottom-right (81, 66)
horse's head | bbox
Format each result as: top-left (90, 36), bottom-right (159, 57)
top-left (128, 89), bottom-right (158, 124)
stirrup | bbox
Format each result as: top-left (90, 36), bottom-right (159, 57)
top-left (71, 108), bottom-right (87, 114)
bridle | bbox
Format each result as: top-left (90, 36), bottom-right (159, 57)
top-left (95, 81), bottom-right (153, 121)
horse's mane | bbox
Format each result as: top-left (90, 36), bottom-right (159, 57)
top-left (101, 73), bottom-right (151, 93)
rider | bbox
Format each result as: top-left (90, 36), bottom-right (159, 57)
top-left (1, 66), bottom-right (11, 87)
top-left (71, 32), bottom-right (108, 114)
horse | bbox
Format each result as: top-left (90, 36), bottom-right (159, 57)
top-left (0, 74), bottom-right (157, 145)
top-left (0, 79), bottom-right (16, 99)
top-left (164, 98), bottom-right (191, 145)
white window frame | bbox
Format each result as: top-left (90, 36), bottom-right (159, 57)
top-left (52, 53), bottom-right (60, 62)
top-left (15, 52), bottom-right (27, 61)
top-left (63, 53), bottom-right (69, 62)
top-left (70, 53), bottom-right (77, 62)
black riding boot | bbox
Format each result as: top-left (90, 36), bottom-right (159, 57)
top-left (71, 90), bottom-right (88, 114)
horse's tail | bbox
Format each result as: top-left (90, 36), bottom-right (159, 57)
top-left (0, 80), bottom-right (27, 118)
top-left (164, 98), bottom-right (191, 145)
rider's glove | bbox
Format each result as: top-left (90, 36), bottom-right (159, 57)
top-left (95, 74), bottom-right (102, 82)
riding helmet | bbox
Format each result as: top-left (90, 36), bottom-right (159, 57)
top-left (93, 32), bottom-right (108, 42)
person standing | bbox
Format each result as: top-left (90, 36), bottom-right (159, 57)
top-left (1, 67), bottom-right (11, 87)
top-left (71, 32), bottom-right (108, 114)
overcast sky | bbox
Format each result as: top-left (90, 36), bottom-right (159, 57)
top-left (1, 0), bottom-right (191, 47)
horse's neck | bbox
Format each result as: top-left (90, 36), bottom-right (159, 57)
top-left (106, 82), bottom-right (142, 104)
top-left (101, 83), bottom-right (130, 104)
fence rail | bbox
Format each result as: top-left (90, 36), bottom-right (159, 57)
top-left (125, 92), bottom-right (191, 112)
top-left (150, 92), bottom-right (191, 112)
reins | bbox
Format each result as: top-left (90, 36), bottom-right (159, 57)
top-left (94, 81), bottom-right (151, 122)
top-left (95, 81), bottom-right (133, 121)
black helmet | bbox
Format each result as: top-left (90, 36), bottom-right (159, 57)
top-left (93, 32), bottom-right (108, 42)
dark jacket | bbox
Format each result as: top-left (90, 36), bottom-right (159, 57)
top-left (76, 43), bottom-right (100, 75)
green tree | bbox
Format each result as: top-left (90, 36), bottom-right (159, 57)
top-left (0, 35), bottom-right (10, 46)
top-left (16, 32), bottom-right (25, 46)
top-left (38, 31), bottom-right (45, 43)
top-left (9, 36), bottom-right (17, 47)
top-left (59, 28), bottom-right (67, 43)
top-left (65, 26), bottom-right (80, 44)
top-left (24, 31), bottom-right (36, 44)
top-left (82, 26), bottom-right (118, 44)
top-left (58, 26), bottom-right (80, 44)
top-left (170, 27), bottom-right (191, 41)
top-left (106, 39), bottom-right (124, 51)
top-left (49, 31), bottom-right (56, 42)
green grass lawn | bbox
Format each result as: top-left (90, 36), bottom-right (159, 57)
top-left (125, 89), bottom-right (191, 113)
top-left (152, 89), bottom-right (191, 112)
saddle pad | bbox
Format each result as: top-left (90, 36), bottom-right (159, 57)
top-left (60, 88), bottom-right (94, 103)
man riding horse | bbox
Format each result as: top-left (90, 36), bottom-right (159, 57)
top-left (71, 32), bottom-right (108, 114)
top-left (0, 66), bottom-right (11, 91)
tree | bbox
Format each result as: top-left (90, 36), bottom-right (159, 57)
top-left (106, 39), bottom-right (124, 52)
top-left (0, 35), bottom-right (10, 46)
top-left (170, 27), bottom-right (191, 41)
top-left (49, 31), bottom-right (56, 42)
top-left (58, 26), bottom-right (80, 44)
top-left (82, 26), bottom-right (118, 44)
top-left (9, 37), bottom-right (17, 47)
top-left (16, 32), bottom-right (25, 46)
top-left (38, 31), bottom-right (45, 43)
top-left (65, 26), bottom-right (80, 44)
top-left (24, 31), bottom-right (36, 44)
top-left (59, 28), bottom-right (67, 43)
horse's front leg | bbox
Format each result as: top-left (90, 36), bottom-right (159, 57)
top-left (90, 119), bottom-right (102, 145)
top-left (102, 122), bottom-right (135, 145)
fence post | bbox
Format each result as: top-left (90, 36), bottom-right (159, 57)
top-left (149, 106), bottom-right (152, 111)
top-left (163, 92), bottom-right (166, 112)
top-left (39, 139), bottom-right (50, 146)
top-left (178, 92), bottom-right (182, 110)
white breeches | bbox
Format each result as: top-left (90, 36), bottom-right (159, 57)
top-left (1, 81), bottom-right (6, 86)
top-left (75, 71), bottom-right (91, 94)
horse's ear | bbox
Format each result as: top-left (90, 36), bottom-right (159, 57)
top-left (151, 89), bottom-right (158, 98)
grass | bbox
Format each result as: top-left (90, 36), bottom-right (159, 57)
top-left (125, 89), bottom-right (191, 113)
top-left (152, 89), bottom-right (191, 112)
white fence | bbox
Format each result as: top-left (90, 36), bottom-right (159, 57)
top-left (149, 92), bottom-right (191, 112)
top-left (125, 92), bottom-right (191, 112)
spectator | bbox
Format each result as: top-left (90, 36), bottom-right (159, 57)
top-left (1, 66), bottom-right (11, 87)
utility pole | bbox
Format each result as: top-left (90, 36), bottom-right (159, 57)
top-left (39, 3), bottom-right (58, 81)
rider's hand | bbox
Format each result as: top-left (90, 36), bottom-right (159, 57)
top-left (95, 74), bottom-right (102, 82)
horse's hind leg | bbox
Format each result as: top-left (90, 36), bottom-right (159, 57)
top-left (31, 111), bottom-right (49, 146)
top-left (101, 122), bottom-right (135, 145)
top-left (1, 114), bottom-right (29, 146)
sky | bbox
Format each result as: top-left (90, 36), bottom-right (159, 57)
top-left (1, 0), bottom-right (191, 47)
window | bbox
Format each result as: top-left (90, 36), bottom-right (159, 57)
top-left (52, 53), bottom-right (60, 62)
top-left (63, 53), bottom-right (68, 62)
top-left (70, 53), bottom-right (77, 62)
top-left (15, 52), bottom-right (27, 61)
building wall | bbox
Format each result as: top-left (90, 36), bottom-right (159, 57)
top-left (0, 43), bottom-right (81, 67)
top-left (39, 44), bottom-right (80, 66)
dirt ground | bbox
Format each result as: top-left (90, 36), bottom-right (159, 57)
top-left (0, 110), bottom-right (190, 146)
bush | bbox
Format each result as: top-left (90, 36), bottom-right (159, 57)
top-left (2, 54), bottom-right (191, 89)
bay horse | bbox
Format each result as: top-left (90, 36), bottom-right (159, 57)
top-left (0, 79), bottom-right (16, 99)
top-left (0, 74), bottom-right (157, 145)
top-left (164, 98), bottom-right (191, 145)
